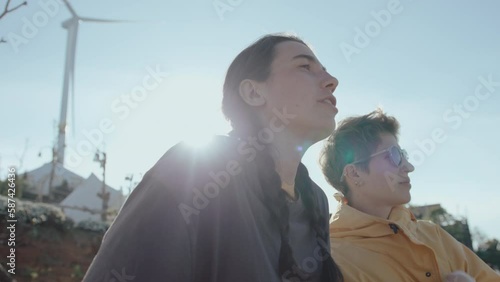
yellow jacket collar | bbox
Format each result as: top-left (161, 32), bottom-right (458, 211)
top-left (330, 193), bottom-right (418, 239)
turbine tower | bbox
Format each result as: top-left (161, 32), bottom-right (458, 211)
top-left (56, 0), bottom-right (133, 164)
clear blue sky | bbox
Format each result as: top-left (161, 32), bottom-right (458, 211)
top-left (1, 0), bottom-right (499, 239)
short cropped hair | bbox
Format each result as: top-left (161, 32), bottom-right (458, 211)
top-left (320, 108), bottom-right (400, 195)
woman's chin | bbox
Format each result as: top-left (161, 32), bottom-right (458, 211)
top-left (402, 193), bottom-right (411, 205)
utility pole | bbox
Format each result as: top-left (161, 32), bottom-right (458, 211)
top-left (38, 145), bottom-right (57, 202)
top-left (47, 146), bottom-right (57, 202)
top-left (94, 150), bottom-right (109, 222)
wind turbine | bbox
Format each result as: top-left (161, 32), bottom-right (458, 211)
top-left (56, 0), bottom-right (137, 165)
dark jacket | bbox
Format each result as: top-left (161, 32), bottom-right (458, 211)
top-left (83, 136), bottom-right (331, 282)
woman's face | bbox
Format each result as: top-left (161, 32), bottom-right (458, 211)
top-left (358, 133), bottom-right (415, 207)
top-left (256, 41), bottom-right (339, 141)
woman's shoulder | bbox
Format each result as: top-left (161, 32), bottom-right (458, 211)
top-left (162, 135), bottom-right (241, 160)
top-left (122, 135), bottom-right (248, 223)
top-left (148, 135), bottom-right (244, 180)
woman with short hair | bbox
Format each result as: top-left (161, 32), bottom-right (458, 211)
top-left (321, 109), bottom-right (499, 282)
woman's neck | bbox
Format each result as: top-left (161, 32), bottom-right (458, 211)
top-left (271, 133), bottom-right (309, 198)
top-left (348, 195), bottom-right (393, 219)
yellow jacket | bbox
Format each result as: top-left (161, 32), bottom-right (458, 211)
top-left (330, 194), bottom-right (500, 282)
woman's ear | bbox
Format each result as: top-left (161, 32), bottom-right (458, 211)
top-left (239, 79), bottom-right (266, 106)
top-left (344, 164), bottom-right (365, 188)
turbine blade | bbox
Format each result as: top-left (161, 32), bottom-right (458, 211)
top-left (71, 63), bottom-right (76, 138)
top-left (68, 25), bottom-right (78, 139)
top-left (80, 17), bottom-right (136, 23)
top-left (61, 0), bottom-right (78, 18)
top-left (80, 17), bottom-right (166, 24)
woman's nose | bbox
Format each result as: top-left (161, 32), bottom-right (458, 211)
top-left (402, 157), bottom-right (415, 173)
top-left (323, 72), bottom-right (339, 93)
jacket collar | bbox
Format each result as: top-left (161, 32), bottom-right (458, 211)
top-left (330, 193), bottom-right (418, 239)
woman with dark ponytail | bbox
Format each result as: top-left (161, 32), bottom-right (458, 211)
top-left (83, 33), bottom-right (343, 282)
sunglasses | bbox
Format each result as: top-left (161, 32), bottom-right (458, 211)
top-left (352, 145), bottom-right (409, 167)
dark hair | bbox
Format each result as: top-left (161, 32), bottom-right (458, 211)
top-left (320, 108), bottom-right (400, 197)
top-left (222, 34), bottom-right (343, 281)
top-left (222, 34), bottom-right (304, 135)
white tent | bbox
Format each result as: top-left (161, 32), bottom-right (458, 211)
top-left (60, 173), bottom-right (125, 223)
top-left (24, 162), bottom-right (85, 196)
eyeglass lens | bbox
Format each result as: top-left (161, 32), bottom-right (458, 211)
top-left (390, 146), bottom-right (402, 166)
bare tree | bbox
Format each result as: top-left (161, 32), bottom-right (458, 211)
top-left (0, 0), bottom-right (28, 43)
top-left (0, 0), bottom-right (27, 20)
